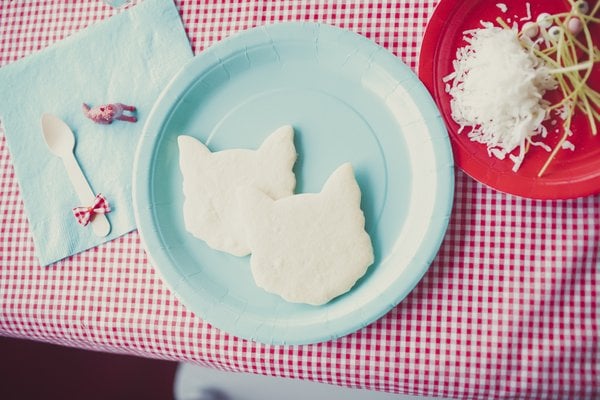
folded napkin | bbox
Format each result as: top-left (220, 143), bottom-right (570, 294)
top-left (0, 0), bottom-right (193, 266)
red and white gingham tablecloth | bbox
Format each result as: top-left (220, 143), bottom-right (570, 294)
top-left (0, 1), bottom-right (598, 399)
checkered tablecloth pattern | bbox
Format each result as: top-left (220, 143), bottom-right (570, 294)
top-left (1, 1), bottom-right (598, 399)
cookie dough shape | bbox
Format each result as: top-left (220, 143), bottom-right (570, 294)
top-left (178, 126), bottom-right (296, 256)
top-left (238, 163), bottom-right (374, 305)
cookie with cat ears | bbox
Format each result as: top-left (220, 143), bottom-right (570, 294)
top-left (238, 162), bottom-right (374, 305)
top-left (178, 126), bottom-right (297, 256)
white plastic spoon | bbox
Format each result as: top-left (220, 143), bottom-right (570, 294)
top-left (41, 113), bottom-right (111, 237)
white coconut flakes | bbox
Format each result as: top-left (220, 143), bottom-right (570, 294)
top-left (444, 26), bottom-right (558, 172)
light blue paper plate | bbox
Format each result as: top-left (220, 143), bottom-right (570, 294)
top-left (133, 22), bottom-right (454, 345)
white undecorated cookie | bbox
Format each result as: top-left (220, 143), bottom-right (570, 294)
top-left (178, 126), bottom-right (297, 256)
top-left (238, 163), bottom-right (374, 305)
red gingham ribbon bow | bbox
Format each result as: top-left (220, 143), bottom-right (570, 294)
top-left (72, 194), bottom-right (110, 226)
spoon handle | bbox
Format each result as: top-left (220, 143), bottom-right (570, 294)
top-left (62, 154), bottom-right (111, 237)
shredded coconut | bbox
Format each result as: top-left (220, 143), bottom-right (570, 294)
top-left (444, 27), bottom-right (557, 171)
top-left (520, 2), bottom-right (532, 21)
top-left (557, 102), bottom-right (573, 120)
top-left (496, 3), bottom-right (508, 13)
top-left (562, 140), bottom-right (575, 151)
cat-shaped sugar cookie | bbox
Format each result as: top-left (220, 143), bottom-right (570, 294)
top-left (178, 126), bottom-right (296, 256)
top-left (237, 163), bottom-right (374, 305)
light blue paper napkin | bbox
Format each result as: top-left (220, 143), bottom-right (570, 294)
top-left (0, 0), bottom-right (193, 266)
top-left (103, 0), bottom-right (132, 7)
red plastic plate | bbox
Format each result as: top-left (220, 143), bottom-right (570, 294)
top-left (419, 0), bottom-right (600, 199)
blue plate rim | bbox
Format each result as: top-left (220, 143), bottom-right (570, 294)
top-left (132, 21), bottom-right (454, 345)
